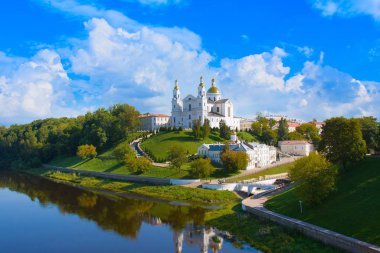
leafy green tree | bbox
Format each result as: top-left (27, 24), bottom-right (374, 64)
top-left (192, 119), bottom-right (202, 139)
top-left (296, 123), bottom-right (321, 146)
top-left (289, 152), bottom-right (338, 206)
top-left (113, 142), bottom-right (135, 162)
top-left (201, 119), bottom-right (211, 140)
top-left (355, 117), bottom-right (379, 152)
top-left (277, 118), bottom-right (289, 142)
top-left (77, 144), bottom-right (97, 160)
top-left (125, 154), bottom-right (152, 173)
top-left (287, 131), bottom-right (307, 140)
top-left (168, 144), bottom-right (187, 170)
top-left (219, 120), bottom-right (231, 140)
top-left (319, 117), bottom-right (367, 169)
top-left (261, 128), bottom-right (277, 146)
top-left (221, 151), bottom-right (249, 173)
top-left (190, 158), bottom-right (215, 178)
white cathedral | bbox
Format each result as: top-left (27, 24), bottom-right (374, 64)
top-left (171, 77), bottom-right (241, 130)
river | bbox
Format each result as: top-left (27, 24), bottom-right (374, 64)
top-left (0, 172), bottom-right (260, 253)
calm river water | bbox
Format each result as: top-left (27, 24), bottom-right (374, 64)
top-left (0, 172), bottom-right (260, 253)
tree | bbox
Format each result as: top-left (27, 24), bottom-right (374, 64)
top-left (277, 118), bottom-right (289, 142)
top-left (77, 144), bottom-right (97, 160)
top-left (219, 120), bottom-right (231, 140)
top-left (168, 144), bottom-right (187, 170)
top-left (113, 142), bottom-right (135, 162)
top-left (287, 131), bottom-right (307, 140)
top-left (221, 151), bottom-right (249, 173)
top-left (190, 158), bottom-right (215, 178)
top-left (201, 119), bottom-right (211, 140)
top-left (296, 123), bottom-right (321, 146)
top-left (125, 154), bottom-right (152, 173)
top-left (192, 119), bottom-right (202, 139)
top-left (355, 117), bottom-right (379, 152)
top-left (319, 117), bottom-right (367, 169)
top-left (289, 152), bottom-right (338, 206)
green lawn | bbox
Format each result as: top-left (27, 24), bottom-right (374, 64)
top-left (265, 157), bottom-right (380, 245)
top-left (237, 131), bottom-right (258, 142)
top-left (226, 162), bottom-right (295, 182)
top-left (140, 130), bottom-right (224, 161)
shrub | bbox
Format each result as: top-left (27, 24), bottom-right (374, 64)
top-left (190, 158), bottom-right (215, 178)
top-left (221, 151), bottom-right (249, 173)
top-left (77, 144), bottom-right (97, 160)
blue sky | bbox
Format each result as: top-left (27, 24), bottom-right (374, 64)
top-left (0, 0), bottom-right (380, 125)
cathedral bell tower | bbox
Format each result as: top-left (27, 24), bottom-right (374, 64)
top-left (198, 76), bottom-right (206, 98)
top-left (171, 80), bottom-right (183, 128)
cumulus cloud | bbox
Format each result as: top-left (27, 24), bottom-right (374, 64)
top-left (312, 0), bottom-right (380, 21)
top-left (0, 50), bottom-right (79, 123)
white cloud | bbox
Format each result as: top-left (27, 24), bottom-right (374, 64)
top-left (297, 46), bottom-right (314, 58)
top-left (312, 0), bottom-right (380, 21)
top-left (0, 50), bottom-right (80, 124)
top-left (133, 0), bottom-right (184, 6)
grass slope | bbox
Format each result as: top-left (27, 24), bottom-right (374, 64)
top-left (265, 157), bottom-right (380, 245)
top-left (140, 130), bottom-right (224, 161)
top-left (226, 162), bottom-right (294, 182)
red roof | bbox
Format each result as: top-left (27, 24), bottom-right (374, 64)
top-left (279, 140), bottom-right (311, 145)
top-left (287, 122), bottom-right (300, 127)
top-left (139, 113), bottom-right (170, 118)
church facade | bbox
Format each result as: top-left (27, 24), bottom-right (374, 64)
top-left (171, 77), bottom-right (241, 130)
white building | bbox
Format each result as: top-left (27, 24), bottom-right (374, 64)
top-left (138, 113), bottom-right (170, 131)
top-left (197, 133), bottom-right (277, 170)
top-left (171, 77), bottom-right (240, 130)
top-left (278, 140), bottom-right (315, 156)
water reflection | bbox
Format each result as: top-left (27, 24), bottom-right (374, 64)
top-left (0, 172), bottom-right (257, 253)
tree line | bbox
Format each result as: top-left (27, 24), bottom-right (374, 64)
top-left (0, 104), bottom-right (140, 169)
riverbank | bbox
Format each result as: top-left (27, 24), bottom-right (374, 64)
top-left (25, 168), bottom-right (341, 253)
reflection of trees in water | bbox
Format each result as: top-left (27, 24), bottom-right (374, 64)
top-left (0, 172), bottom-right (207, 240)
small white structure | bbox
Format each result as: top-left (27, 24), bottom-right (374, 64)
top-left (287, 122), bottom-right (300, 132)
top-left (197, 133), bottom-right (277, 170)
top-left (138, 113), bottom-right (170, 131)
top-left (278, 140), bottom-right (314, 156)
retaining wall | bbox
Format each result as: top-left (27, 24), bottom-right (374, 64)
top-left (242, 201), bottom-right (380, 253)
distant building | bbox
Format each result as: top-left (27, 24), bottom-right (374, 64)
top-left (197, 133), bottom-right (276, 170)
top-left (278, 140), bottom-right (314, 156)
top-left (138, 113), bottom-right (170, 131)
top-left (311, 121), bottom-right (325, 134)
top-left (240, 118), bottom-right (255, 131)
top-left (171, 77), bottom-right (240, 130)
top-left (287, 122), bottom-right (300, 132)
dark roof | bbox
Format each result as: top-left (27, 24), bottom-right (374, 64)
top-left (215, 99), bottom-right (229, 104)
top-left (208, 112), bottom-right (224, 117)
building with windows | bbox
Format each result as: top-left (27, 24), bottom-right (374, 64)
top-left (278, 140), bottom-right (314, 156)
top-left (138, 113), bottom-right (170, 131)
top-left (171, 77), bottom-right (240, 130)
top-left (197, 133), bottom-right (277, 170)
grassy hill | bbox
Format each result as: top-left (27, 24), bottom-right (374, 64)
top-left (265, 157), bottom-right (380, 245)
top-left (140, 130), bottom-right (224, 162)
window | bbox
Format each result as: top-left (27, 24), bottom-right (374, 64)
top-left (228, 107), bottom-right (231, 117)
top-left (173, 105), bottom-right (175, 108)
top-left (214, 97), bottom-right (216, 101)
top-left (189, 98), bottom-right (191, 100)
top-left (217, 107), bottom-right (219, 113)
top-left (199, 103), bottom-right (201, 106)
top-left (174, 117), bottom-right (176, 123)
top-left (189, 104), bottom-right (191, 111)
top-left (189, 115), bottom-right (191, 119)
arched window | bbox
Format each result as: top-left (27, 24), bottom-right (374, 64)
top-left (189, 104), bottom-right (191, 111)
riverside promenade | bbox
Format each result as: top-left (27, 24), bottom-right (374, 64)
top-left (242, 188), bottom-right (380, 253)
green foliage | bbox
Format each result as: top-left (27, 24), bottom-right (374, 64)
top-left (296, 123), bottom-right (321, 146)
top-left (190, 158), bottom-right (215, 178)
top-left (250, 114), bottom-right (277, 145)
top-left (221, 151), bottom-right (249, 173)
top-left (125, 155), bottom-right (152, 174)
top-left (355, 116), bottom-right (379, 151)
top-left (112, 142), bottom-right (134, 162)
top-left (277, 118), bottom-right (289, 142)
top-left (237, 131), bottom-right (257, 142)
top-left (266, 157), bottom-right (380, 245)
top-left (219, 120), bottom-right (231, 140)
top-left (289, 152), bottom-right (338, 206)
top-left (77, 144), bottom-right (97, 160)
top-left (0, 103), bottom-right (140, 168)
top-left (167, 144), bottom-right (188, 170)
top-left (287, 131), bottom-right (307, 141)
top-left (319, 117), bottom-right (367, 169)
top-left (192, 119), bottom-right (202, 139)
top-left (201, 118), bottom-right (211, 140)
